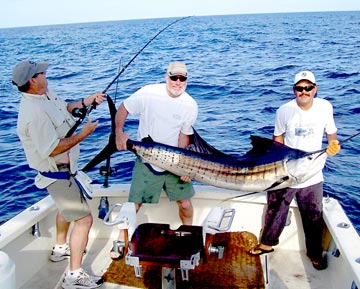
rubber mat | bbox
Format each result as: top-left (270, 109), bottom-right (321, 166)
top-left (103, 231), bottom-right (264, 289)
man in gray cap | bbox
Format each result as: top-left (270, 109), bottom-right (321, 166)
top-left (108, 61), bottom-right (198, 260)
top-left (13, 60), bottom-right (106, 289)
top-left (249, 70), bottom-right (341, 271)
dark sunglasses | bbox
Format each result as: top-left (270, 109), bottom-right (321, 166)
top-left (169, 75), bottom-right (187, 82)
top-left (294, 85), bottom-right (315, 92)
top-left (32, 72), bottom-right (45, 78)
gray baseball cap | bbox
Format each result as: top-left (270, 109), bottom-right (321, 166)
top-left (12, 60), bottom-right (48, 87)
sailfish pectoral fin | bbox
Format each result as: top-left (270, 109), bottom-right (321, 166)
top-left (265, 176), bottom-right (290, 191)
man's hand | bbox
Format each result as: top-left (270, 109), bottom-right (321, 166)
top-left (80, 118), bottom-right (99, 138)
top-left (326, 139), bottom-right (340, 156)
top-left (85, 93), bottom-right (107, 106)
top-left (180, 176), bottom-right (191, 183)
top-left (49, 118), bottom-right (98, 157)
top-left (116, 131), bottom-right (130, 151)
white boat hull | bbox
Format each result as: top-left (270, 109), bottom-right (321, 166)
top-left (0, 184), bottom-right (359, 289)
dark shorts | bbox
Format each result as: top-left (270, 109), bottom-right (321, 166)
top-left (129, 158), bottom-right (195, 204)
top-left (46, 167), bottom-right (91, 222)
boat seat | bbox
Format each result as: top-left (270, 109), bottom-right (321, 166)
top-left (125, 223), bottom-right (203, 280)
top-left (124, 207), bottom-right (235, 281)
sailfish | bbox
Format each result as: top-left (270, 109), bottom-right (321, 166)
top-left (83, 127), bottom-right (327, 192)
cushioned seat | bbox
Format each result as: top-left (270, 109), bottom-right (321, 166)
top-left (128, 223), bottom-right (204, 266)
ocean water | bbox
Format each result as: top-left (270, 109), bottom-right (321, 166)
top-left (0, 11), bottom-right (359, 233)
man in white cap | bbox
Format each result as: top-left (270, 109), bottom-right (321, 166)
top-left (13, 60), bottom-right (106, 288)
top-left (110, 61), bottom-right (198, 260)
top-left (249, 70), bottom-right (340, 270)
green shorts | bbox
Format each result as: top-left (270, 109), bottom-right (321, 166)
top-left (129, 158), bottom-right (195, 204)
top-left (46, 168), bottom-right (91, 222)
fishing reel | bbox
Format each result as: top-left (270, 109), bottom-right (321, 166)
top-left (71, 107), bottom-right (87, 118)
top-left (99, 165), bottom-right (117, 189)
top-left (99, 165), bottom-right (117, 178)
top-left (71, 97), bottom-right (97, 119)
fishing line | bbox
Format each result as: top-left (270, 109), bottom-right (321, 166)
top-left (82, 16), bottom-right (191, 218)
top-left (101, 16), bottom-right (191, 95)
top-left (113, 58), bottom-right (122, 105)
top-left (66, 16), bottom-right (191, 137)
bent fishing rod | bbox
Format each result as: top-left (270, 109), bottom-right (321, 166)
top-left (81, 16), bottom-right (191, 219)
top-left (66, 16), bottom-right (191, 138)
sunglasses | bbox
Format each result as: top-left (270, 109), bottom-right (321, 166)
top-left (32, 72), bottom-right (45, 78)
top-left (169, 75), bottom-right (187, 82)
top-left (294, 85), bottom-right (315, 92)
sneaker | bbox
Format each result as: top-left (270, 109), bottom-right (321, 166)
top-left (62, 269), bottom-right (104, 289)
top-left (49, 245), bottom-right (71, 262)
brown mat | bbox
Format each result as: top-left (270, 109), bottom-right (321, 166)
top-left (103, 231), bottom-right (264, 289)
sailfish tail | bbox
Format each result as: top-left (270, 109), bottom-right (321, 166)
top-left (82, 133), bottom-right (117, 172)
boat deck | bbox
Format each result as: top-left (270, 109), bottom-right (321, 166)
top-left (2, 185), bottom-right (358, 289)
top-left (21, 233), bottom-right (330, 289)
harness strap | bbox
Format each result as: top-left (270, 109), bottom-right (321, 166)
top-left (39, 171), bottom-right (71, 179)
top-left (39, 169), bottom-right (93, 200)
top-left (39, 163), bottom-right (71, 179)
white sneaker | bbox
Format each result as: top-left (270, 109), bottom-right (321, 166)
top-left (49, 245), bottom-right (71, 262)
top-left (62, 269), bottom-right (104, 289)
top-left (50, 245), bottom-right (87, 262)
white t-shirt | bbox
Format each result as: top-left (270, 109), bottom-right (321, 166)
top-left (124, 83), bottom-right (198, 172)
top-left (124, 83), bottom-right (198, 146)
top-left (274, 98), bottom-right (337, 188)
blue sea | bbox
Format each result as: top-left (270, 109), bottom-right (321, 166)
top-left (0, 11), bottom-right (359, 233)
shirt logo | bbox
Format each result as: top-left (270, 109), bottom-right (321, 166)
top-left (295, 127), bottom-right (314, 137)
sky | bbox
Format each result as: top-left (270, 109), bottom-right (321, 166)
top-left (1, 0), bottom-right (360, 29)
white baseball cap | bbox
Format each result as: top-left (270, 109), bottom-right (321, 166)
top-left (294, 70), bottom-right (316, 85)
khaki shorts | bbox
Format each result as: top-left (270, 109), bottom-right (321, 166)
top-left (129, 158), bottom-right (195, 204)
top-left (46, 168), bottom-right (91, 222)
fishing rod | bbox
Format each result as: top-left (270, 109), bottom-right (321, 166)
top-left (304, 130), bottom-right (360, 156)
top-left (101, 16), bottom-right (191, 95)
top-left (339, 130), bottom-right (360, 145)
top-left (66, 16), bottom-right (191, 138)
top-left (87, 16), bottom-right (191, 218)
top-left (97, 61), bottom-right (122, 220)
top-left (66, 104), bottom-right (93, 137)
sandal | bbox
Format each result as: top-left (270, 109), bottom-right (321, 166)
top-left (311, 257), bottom-right (327, 270)
top-left (249, 245), bottom-right (274, 256)
top-left (110, 240), bottom-right (125, 260)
